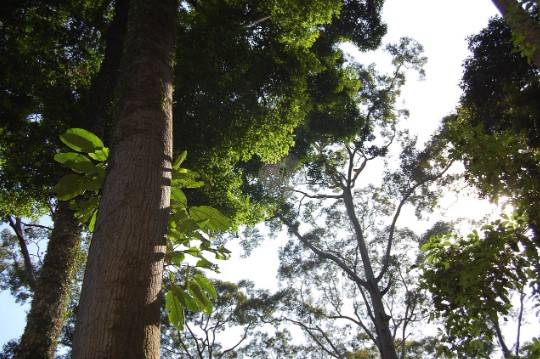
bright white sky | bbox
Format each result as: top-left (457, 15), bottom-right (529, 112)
top-left (0, 0), bottom-right (501, 350)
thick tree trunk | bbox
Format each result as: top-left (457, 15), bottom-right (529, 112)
top-left (15, 202), bottom-right (81, 359)
top-left (342, 188), bottom-right (398, 359)
top-left (14, 2), bottom-right (129, 357)
top-left (72, 0), bottom-right (177, 357)
top-left (491, 0), bottom-right (540, 68)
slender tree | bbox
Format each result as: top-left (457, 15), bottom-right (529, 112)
top-left (264, 38), bottom-right (451, 358)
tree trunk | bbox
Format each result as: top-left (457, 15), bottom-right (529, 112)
top-left (342, 188), bottom-right (398, 359)
top-left (491, 0), bottom-right (540, 68)
top-left (14, 1), bottom-right (129, 357)
top-left (15, 202), bottom-right (81, 359)
top-left (7, 216), bottom-right (37, 291)
top-left (72, 0), bottom-right (177, 357)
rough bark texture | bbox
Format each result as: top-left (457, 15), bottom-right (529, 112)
top-left (491, 0), bottom-right (540, 68)
top-left (72, 0), bottom-right (177, 357)
top-left (15, 202), bottom-right (81, 359)
top-left (14, 2), bottom-right (129, 357)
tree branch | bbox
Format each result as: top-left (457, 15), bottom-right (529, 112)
top-left (7, 216), bottom-right (37, 291)
top-left (277, 213), bottom-right (369, 289)
top-left (376, 161), bottom-right (453, 282)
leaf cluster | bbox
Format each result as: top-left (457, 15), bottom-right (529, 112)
top-left (419, 214), bottom-right (539, 357)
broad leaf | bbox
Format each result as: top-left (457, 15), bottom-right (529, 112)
top-left (165, 290), bottom-right (185, 330)
top-left (190, 206), bottom-right (231, 231)
top-left (60, 128), bottom-right (104, 153)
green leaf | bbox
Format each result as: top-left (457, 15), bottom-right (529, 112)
top-left (190, 206), bottom-right (231, 231)
top-left (165, 290), bottom-right (185, 330)
top-left (54, 152), bottom-right (97, 174)
top-left (195, 257), bottom-right (214, 269)
top-left (174, 286), bottom-right (200, 312)
top-left (188, 282), bottom-right (213, 314)
top-left (88, 147), bottom-right (109, 162)
top-left (178, 218), bottom-right (200, 233)
top-left (193, 274), bottom-right (217, 299)
top-left (172, 150), bottom-right (187, 170)
top-left (88, 210), bottom-right (98, 232)
top-left (52, 174), bottom-right (88, 200)
top-left (60, 128), bottom-right (104, 153)
top-left (171, 187), bottom-right (187, 206)
top-left (168, 251), bottom-right (185, 266)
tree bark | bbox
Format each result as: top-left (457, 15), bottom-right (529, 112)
top-left (7, 216), bottom-right (37, 291)
top-left (72, 0), bottom-right (177, 357)
top-left (14, 1), bottom-right (129, 357)
top-left (15, 202), bottom-right (81, 359)
top-left (491, 0), bottom-right (540, 68)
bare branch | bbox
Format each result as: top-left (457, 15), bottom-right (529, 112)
top-left (20, 221), bottom-right (53, 231)
top-left (290, 188), bottom-right (343, 200)
top-left (277, 213), bottom-right (369, 288)
top-left (376, 161), bottom-right (453, 282)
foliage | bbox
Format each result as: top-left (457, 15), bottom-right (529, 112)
top-left (52, 128), bottom-right (232, 333)
top-left (172, 0), bottom-right (387, 226)
top-left (419, 214), bottom-right (539, 357)
top-left (161, 279), bottom-right (288, 358)
top-left (0, 222), bottom-right (50, 304)
top-left (440, 16), bottom-right (540, 239)
top-left (0, 0), bottom-right (110, 218)
top-left (52, 128), bottom-right (108, 231)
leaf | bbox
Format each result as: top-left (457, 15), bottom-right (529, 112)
top-left (193, 274), bottom-right (217, 299)
top-left (195, 257), bottom-right (214, 269)
top-left (88, 210), bottom-right (98, 232)
top-left (60, 128), bottom-right (104, 153)
top-left (165, 290), bottom-right (185, 330)
top-left (190, 206), bottom-right (231, 231)
top-left (54, 152), bottom-right (96, 174)
top-left (168, 251), bottom-right (185, 266)
top-left (188, 282), bottom-right (213, 314)
top-left (171, 187), bottom-right (187, 206)
top-left (178, 218), bottom-right (200, 233)
top-left (88, 147), bottom-right (109, 162)
top-left (172, 150), bottom-right (187, 170)
top-left (52, 174), bottom-right (88, 200)
top-left (174, 286), bottom-right (200, 312)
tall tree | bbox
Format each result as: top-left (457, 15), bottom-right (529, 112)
top-left (259, 38), bottom-right (450, 358)
top-left (71, 0), bottom-right (177, 356)
top-left (72, 1), bottom-right (387, 356)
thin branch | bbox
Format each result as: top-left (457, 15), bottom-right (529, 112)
top-left (290, 188), bottom-right (343, 200)
top-left (515, 289), bottom-right (525, 356)
top-left (218, 322), bottom-right (254, 358)
top-left (376, 161), bottom-right (453, 282)
top-left (493, 317), bottom-right (512, 358)
top-left (20, 221), bottom-right (53, 231)
top-left (278, 213), bottom-right (368, 288)
top-left (285, 317), bottom-right (342, 358)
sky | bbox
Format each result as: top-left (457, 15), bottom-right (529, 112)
top-left (0, 0), bottom-right (503, 351)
